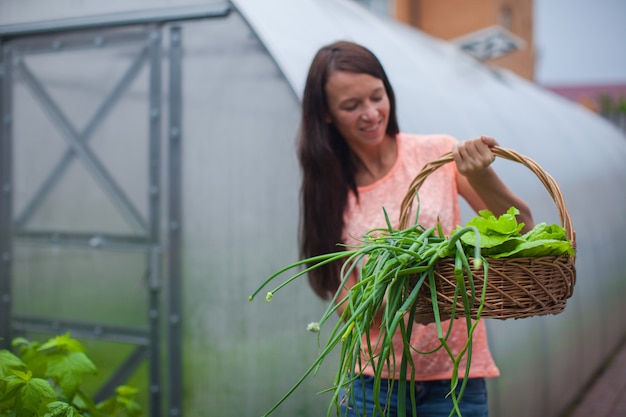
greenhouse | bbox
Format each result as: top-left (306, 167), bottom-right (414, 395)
top-left (1, 1), bottom-right (625, 416)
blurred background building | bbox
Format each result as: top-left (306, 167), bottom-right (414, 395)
top-left (356, 0), bottom-right (626, 131)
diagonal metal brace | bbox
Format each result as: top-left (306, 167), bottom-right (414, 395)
top-left (15, 58), bottom-right (148, 233)
top-left (93, 345), bottom-right (150, 403)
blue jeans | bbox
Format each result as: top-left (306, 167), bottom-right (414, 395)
top-left (339, 375), bottom-right (489, 417)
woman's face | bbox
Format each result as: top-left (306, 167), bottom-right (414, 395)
top-left (324, 70), bottom-right (390, 150)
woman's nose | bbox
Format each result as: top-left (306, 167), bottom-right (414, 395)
top-left (360, 103), bottom-right (378, 120)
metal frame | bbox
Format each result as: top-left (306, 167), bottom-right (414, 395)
top-left (4, 22), bottom-right (162, 413)
top-left (0, 4), bottom-right (231, 417)
top-left (0, 40), bottom-right (14, 353)
top-left (167, 24), bottom-right (184, 417)
top-left (0, 4), bottom-right (231, 38)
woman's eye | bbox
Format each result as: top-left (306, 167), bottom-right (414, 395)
top-left (372, 95), bottom-right (383, 102)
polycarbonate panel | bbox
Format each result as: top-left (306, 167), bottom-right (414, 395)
top-left (233, 1), bottom-right (626, 416)
top-left (10, 28), bottom-right (154, 310)
top-left (11, 33), bottom-right (151, 235)
top-left (174, 12), bottom-right (336, 417)
top-left (14, 246), bottom-right (148, 325)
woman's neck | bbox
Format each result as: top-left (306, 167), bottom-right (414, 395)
top-left (351, 135), bottom-right (398, 187)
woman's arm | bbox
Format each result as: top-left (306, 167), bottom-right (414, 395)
top-left (454, 136), bottom-right (534, 232)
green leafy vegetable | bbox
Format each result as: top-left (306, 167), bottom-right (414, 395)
top-left (456, 208), bottom-right (575, 258)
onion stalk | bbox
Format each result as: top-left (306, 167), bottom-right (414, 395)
top-left (249, 208), bottom-right (486, 417)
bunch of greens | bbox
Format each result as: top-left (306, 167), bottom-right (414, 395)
top-left (455, 207), bottom-right (575, 259)
top-left (0, 333), bottom-right (141, 417)
top-left (249, 206), bottom-right (574, 417)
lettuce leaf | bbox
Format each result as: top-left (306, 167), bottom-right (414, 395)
top-left (456, 208), bottom-right (575, 258)
top-left (490, 238), bottom-right (576, 258)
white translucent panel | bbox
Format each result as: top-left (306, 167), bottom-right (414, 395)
top-left (13, 246), bottom-right (148, 326)
top-left (174, 13), bottom-right (335, 416)
top-left (12, 40), bottom-right (151, 235)
top-left (234, 1), bottom-right (626, 416)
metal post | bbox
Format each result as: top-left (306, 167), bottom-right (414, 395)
top-left (147, 25), bottom-right (164, 417)
top-left (167, 24), bottom-right (183, 417)
top-left (0, 42), bottom-right (13, 350)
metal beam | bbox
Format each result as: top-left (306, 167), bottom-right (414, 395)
top-left (14, 230), bottom-right (151, 252)
top-left (0, 42), bottom-right (13, 350)
top-left (0, 3), bottom-right (231, 38)
top-left (5, 29), bottom-right (151, 56)
top-left (12, 315), bottom-right (151, 345)
top-left (147, 25), bottom-right (164, 417)
top-left (93, 345), bottom-right (150, 403)
top-left (167, 24), bottom-right (183, 417)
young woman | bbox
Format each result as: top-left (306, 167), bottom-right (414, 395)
top-left (297, 40), bottom-right (533, 417)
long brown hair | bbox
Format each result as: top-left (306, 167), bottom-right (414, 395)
top-left (297, 41), bottom-right (400, 300)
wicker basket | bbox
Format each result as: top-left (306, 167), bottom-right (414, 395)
top-left (398, 147), bottom-right (576, 324)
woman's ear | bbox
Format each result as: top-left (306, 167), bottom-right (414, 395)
top-left (324, 113), bottom-right (332, 124)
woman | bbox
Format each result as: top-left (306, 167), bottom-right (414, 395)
top-left (297, 40), bottom-right (533, 417)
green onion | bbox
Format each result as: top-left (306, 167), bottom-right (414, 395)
top-left (249, 209), bottom-right (487, 417)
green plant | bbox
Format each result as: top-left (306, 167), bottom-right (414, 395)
top-left (0, 333), bottom-right (141, 417)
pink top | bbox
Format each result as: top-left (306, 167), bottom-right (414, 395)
top-left (342, 132), bottom-right (500, 381)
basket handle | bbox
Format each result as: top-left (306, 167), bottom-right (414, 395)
top-left (398, 146), bottom-right (575, 245)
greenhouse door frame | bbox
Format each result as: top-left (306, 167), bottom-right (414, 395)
top-left (0, 4), bottom-right (231, 417)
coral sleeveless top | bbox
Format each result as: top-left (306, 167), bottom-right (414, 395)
top-left (342, 133), bottom-right (500, 381)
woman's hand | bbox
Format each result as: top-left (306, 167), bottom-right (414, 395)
top-left (452, 136), bottom-right (498, 177)
top-left (454, 135), bottom-right (535, 232)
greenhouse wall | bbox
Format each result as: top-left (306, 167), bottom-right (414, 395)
top-left (1, 1), bottom-right (625, 417)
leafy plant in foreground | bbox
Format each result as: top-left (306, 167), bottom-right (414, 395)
top-left (0, 333), bottom-right (141, 417)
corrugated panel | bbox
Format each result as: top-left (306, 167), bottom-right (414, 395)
top-left (233, 1), bottom-right (626, 416)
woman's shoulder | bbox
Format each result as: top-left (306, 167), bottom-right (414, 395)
top-left (397, 132), bottom-right (458, 157)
